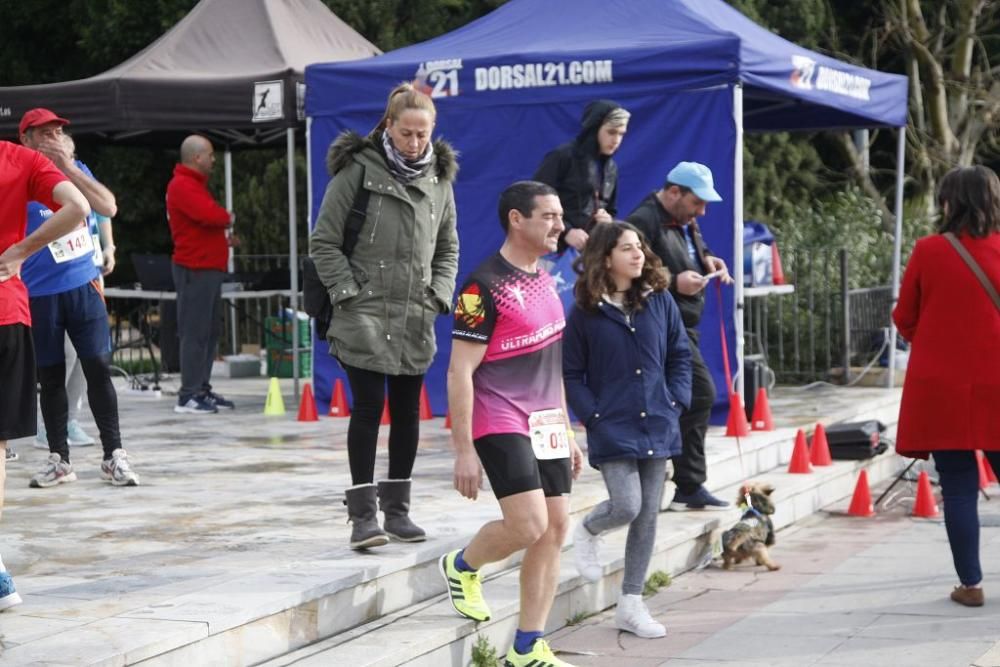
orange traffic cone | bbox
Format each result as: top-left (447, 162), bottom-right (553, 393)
top-left (771, 243), bottom-right (786, 285)
top-left (419, 384), bottom-right (433, 421)
top-left (750, 388), bottom-right (774, 431)
top-left (380, 399), bottom-right (391, 425)
top-left (985, 453), bottom-right (999, 485)
top-left (847, 469), bottom-right (875, 517)
top-left (810, 423), bottom-right (833, 466)
top-left (787, 429), bottom-right (812, 474)
top-left (912, 470), bottom-right (940, 518)
top-left (328, 379), bottom-right (350, 418)
top-left (444, 411), bottom-right (452, 429)
top-left (297, 382), bottom-right (319, 422)
top-left (725, 393), bottom-right (750, 437)
top-left (976, 451), bottom-right (990, 490)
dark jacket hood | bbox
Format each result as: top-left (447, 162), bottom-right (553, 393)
top-left (574, 99), bottom-right (623, 155)
top-left (325, 130), bottom-right (458, 182)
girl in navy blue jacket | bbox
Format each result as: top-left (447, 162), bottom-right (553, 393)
top-left (563, 221), bottom-right (692, 638)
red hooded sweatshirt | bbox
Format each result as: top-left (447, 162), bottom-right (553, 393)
top-left (166, 164), bottom-right (231, 271)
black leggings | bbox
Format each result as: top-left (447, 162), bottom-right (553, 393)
top-left (38, 353), bottom-right (121, 463)
top-left (343, 364), bottom-right (423, 485)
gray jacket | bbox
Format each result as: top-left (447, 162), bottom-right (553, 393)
top-left (310, 131), bottom-right (459, 375)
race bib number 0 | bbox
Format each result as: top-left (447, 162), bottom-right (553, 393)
top-left (48, 226), bottom-right (94, 264)
top-left (529, 408), bottom-right (570, 460)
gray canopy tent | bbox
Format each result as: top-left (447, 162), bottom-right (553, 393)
top-left (0, 0), bottom-right (379, 394)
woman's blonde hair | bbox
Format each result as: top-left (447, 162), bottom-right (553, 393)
top-left (373, 82), bottom-right (437, 133)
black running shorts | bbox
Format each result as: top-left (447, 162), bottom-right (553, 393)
top-left (474, 433), bottom-right (572, 500)
top-left (0, 323), bottom-right (37, 441)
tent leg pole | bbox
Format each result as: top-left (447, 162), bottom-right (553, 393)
top-left (888, 127), bottom-right (906, 389)
top-left (305, 116), bottom-right (315, 396)
top-left (288, 128), bottom-right (300, 401)
top-left (224, 149), bottom-right (237, 357)
top-left (733, 83), bottom-right (745, 400)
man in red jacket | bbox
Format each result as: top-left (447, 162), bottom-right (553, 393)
top-left (166, 135), bottom-right (235, 414)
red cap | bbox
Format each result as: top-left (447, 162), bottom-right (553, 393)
top-left (19, 108), bottom-right (70, 135)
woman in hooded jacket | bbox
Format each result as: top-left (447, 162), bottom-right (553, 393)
top-left (310, 83), bottom-right (459, 550)
top-left (563, 221), bottom-right (691, 638)
top-left (533, 100), bottom-right (629, 251)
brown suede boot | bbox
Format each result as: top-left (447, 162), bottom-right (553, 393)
top-left (950, 585), bottom-right (984, 607)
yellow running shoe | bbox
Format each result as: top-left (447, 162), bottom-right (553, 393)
top-left (439, 549), bottom-right (491, 622)
top-left (504, 639), bottom-right (575, 667)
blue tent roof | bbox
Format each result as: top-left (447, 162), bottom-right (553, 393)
top-left (307, 0), bottom-right (907, 130)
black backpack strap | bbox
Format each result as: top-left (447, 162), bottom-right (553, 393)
top-left (342, 185), bottom-right (370, 259)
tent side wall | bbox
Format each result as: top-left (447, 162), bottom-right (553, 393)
top-left (307, 85), bottom-right (739, 421)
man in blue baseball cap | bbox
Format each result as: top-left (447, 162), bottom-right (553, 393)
top-left (626, 160), bottom-right (732, 512)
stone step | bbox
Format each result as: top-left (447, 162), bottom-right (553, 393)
top-left (259, 396), bottom-right (904, 667)
top-left (0, 386), bottom-right (901, 666)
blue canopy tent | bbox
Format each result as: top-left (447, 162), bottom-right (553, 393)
top-left (304, 0), bottom-right (908, 420)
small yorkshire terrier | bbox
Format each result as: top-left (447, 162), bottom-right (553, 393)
top-left (721, 482), bottom-right (780, 571)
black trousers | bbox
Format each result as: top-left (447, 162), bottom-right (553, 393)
top-left (172, 264), bottom-right (223, 401)
top-left (38, 354), bottom-right (121, 463)
top-left (672, 328), bottom-right (716, 494)
top-left (342, 363), bottom-right (424, 485)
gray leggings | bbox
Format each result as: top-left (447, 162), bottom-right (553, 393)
top-left (582, 457), bottom-right (667, 595)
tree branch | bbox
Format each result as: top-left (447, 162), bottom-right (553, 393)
top-left (829, 132), bottom-right (897, 234)
top-left (901, 0), bottom-right (957, 154)
top-left (950, 0), bottom-right (986, 124)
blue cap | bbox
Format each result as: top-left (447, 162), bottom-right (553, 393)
top-left (666, 161), bottom-right (722, 202)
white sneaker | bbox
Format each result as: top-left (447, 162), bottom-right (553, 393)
top-left (0, 554), bottom-right (22, 611)
top-left (615, 594), bottom-right (666, 638)
top-left (101, 449), bottom-right (140, 487)
top-left (29, 453), bottom-right (77, 488)
top-left (33, 420), bottom-right (96, 448)
top-left (573, 521), bottom-right (603, 582)
top-left (67, 420), bottom-right (96, 447)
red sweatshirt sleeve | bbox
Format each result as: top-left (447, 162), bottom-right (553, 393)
top-left (27, 150), bottom-right (68, 211)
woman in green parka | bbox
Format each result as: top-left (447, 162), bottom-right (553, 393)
top-left (310, 83), bottom-right (459, 550)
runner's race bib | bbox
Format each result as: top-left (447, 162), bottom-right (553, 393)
top-left (529, 408), bottom-right (570, 460)
top-left (48, 226), bottom-right (94, 264)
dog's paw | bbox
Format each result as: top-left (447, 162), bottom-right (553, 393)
top-left (766, 563), bottom-right (781, 571)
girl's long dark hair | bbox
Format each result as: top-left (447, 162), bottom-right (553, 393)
top-left (937, 165), bottom-right (1000, 238)
top-left (573, 221), bottom-right (670, 312)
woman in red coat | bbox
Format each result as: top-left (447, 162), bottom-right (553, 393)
top-left (893, 165), bottom-right (1000, 608)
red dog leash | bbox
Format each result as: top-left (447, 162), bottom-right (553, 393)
top-left (715, 280), bottom-right (754, 510)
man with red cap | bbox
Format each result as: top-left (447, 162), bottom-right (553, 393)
top-left (19, 108), bottom-right (141, 489)
top-left (0, 129), bottom-right (90, 610)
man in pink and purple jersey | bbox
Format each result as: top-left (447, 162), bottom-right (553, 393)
top-left (441, 181), bottom-right (584, 667)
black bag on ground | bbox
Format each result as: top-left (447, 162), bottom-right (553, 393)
top-left (303, 186), bottom-right (370, 338)
top-left (825, 420), bottom-right (888, 460)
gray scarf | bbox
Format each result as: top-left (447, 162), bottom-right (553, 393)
top-left (381, 131), bottom-right (435, 184)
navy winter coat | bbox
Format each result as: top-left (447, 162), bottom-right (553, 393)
top-left (563, 290), bottom-right (692, 468)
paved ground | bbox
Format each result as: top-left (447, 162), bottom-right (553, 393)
top-left (548, 479), bottom-right (1000, 667)
top-left (0, 371), bottom-right (975, 666)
